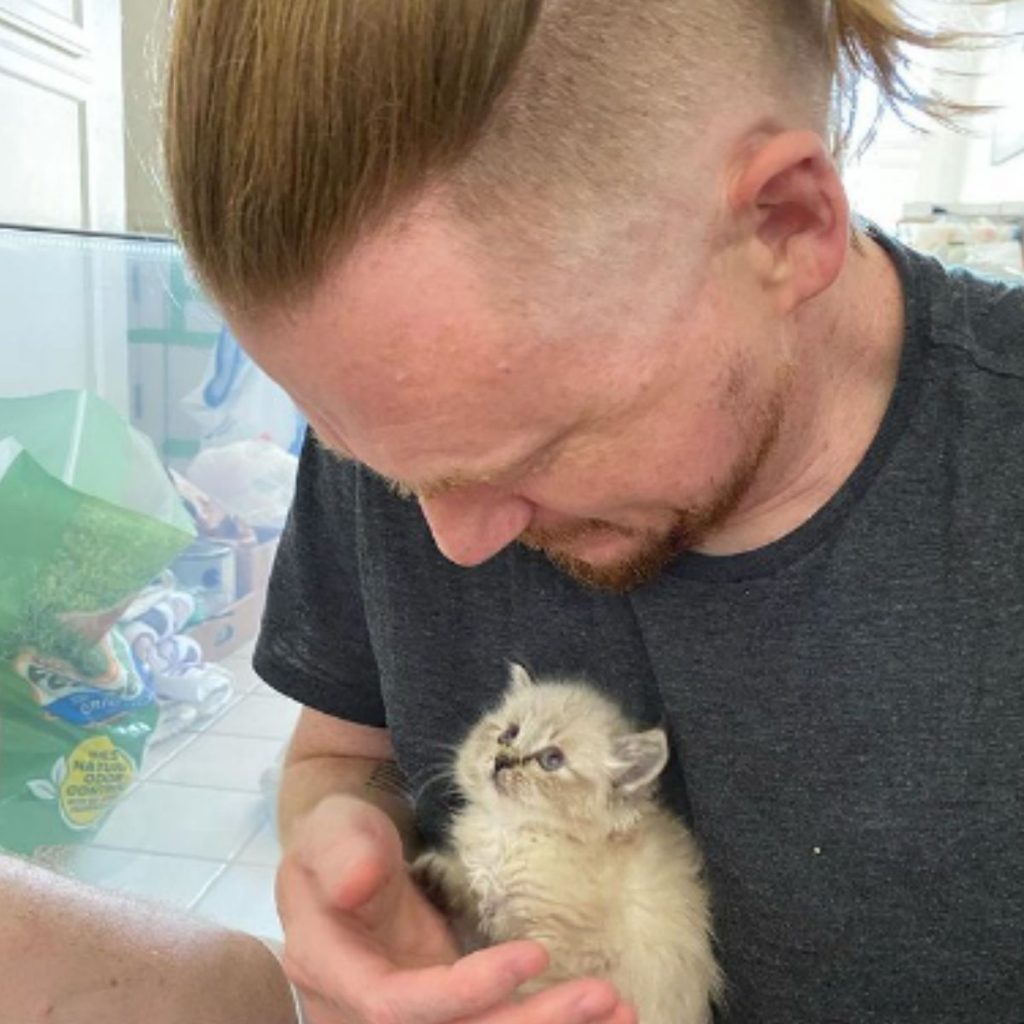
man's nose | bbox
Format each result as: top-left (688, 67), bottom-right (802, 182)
top-left (418, 488), bottom-right (534, 567)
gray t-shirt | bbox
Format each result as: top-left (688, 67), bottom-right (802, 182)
top-left (254, 229), bottom-right (1024, 1023)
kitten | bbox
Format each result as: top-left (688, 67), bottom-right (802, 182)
top-left (413, 664), bottom-right (723, 1024)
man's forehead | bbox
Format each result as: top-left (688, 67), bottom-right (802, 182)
top-left (233, 201), bottom-right (618, 493)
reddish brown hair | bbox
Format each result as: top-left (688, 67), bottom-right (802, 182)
top-left (165, 0), bottom-right (978, 315)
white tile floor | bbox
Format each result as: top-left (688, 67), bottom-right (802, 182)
top-left (59, 642), bottom-right (296, 942)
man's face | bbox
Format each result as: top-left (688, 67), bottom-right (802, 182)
top-left (238, 203), bottom-right (791, 591)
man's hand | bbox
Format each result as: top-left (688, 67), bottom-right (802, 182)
top-left (276, 794), bottom-right (635, 1024)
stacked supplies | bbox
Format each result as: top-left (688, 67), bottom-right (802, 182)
top-left (898, 203), bottom-right (1024, 281)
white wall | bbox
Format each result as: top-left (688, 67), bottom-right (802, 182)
top-left (845, 1), bottom-right (1024, 228)
top-left (0, 2), bottom-right (131, 410)
top-left (957, 2), bottom-right (1024, 205)
top-left (0, 0), bottom-right (126, 231)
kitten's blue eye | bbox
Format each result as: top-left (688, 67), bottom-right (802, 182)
top-left (498, 724), bottom-right (519, 745)
top-left (537, 747), bottom-right (565, 772)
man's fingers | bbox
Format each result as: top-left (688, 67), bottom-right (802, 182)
top-left (468, 977), bottom-right (625, 1024)
top-left (277, 802), bottom-right (629, 1024)
top-left (365, 942), bottom-right (548, 1024)
top-left (279, 889), bottom-right (626, 1024)
top-left (276, 878), bottom-right (382, 1000)
top-left (278, 858), bottom-right (538, 1023)
top-left (600, 999), bottom-right (638, 1024)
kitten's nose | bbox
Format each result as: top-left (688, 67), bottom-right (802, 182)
top-left (494, 753), bottom-right (517, 774)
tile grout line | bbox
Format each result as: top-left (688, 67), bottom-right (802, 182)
top-left (83, 844), bottom-right (240, 866)
top-left (115, 778), bottom-right (274, 796)
top-left (189, 811), bottom-right (271, 910)
top-left (187, 860), bottom-right (232, 910)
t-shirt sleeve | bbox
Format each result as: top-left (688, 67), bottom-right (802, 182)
top-left (252, 430), bottom-right (386, 727)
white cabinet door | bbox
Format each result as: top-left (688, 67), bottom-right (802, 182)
top-left (0, 1), bottom-right (129, 413)
top-left (0, 0), bottom-right (125, 231)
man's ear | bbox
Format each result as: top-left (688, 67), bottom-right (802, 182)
top-left (727, 129), bottom-right (849, 315)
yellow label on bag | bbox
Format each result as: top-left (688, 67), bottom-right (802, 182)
top-left (58, 735), bottom-right (137, 829)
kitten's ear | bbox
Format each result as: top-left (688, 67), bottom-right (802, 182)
top-left (610, 729), bottom-right (669, 795)
top-left (508, 662), bottom-right (534, 691)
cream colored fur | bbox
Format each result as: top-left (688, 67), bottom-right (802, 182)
top-left (414, 665), bottom-right (722, 1024)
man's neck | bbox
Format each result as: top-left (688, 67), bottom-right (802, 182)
top-left (699, 235), bottom-right (906, 556)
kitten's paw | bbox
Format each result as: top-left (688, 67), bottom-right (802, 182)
top-left (411, 851), bottom-right (454, 913)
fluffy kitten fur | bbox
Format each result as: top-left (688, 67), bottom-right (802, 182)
top-left (413, 665), bottom-right (722, 1024)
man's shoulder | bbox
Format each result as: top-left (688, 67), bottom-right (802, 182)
top-left (927, 263), bottom-right (1024, 382)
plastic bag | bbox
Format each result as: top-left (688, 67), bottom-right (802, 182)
top-left (0, 390), bottom-right (195, 855)
top-left (186, 438), bottom-right (298, 533)
top-left (1, 628), bottom-right (155, 852)
top-left (183, 326), bottom-right (306, 454)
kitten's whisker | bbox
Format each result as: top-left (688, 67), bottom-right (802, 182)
top-left (420, 738), bottom-right (464, 758)
top-left (412, 765), bottom-right (459, 802)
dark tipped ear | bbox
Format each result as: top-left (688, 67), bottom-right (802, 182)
top-left (609, 728), bottom-right (669, 795)
top-left (508, 662), bottom-right (533, 692)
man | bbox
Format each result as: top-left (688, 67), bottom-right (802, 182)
top-left (162, 1), bottom-right (1024, 1022)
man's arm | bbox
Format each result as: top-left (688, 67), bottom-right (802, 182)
top-left (0, 855), bottom-right (297, 1024)
top-left (277, 706), bottom-right (416, 854)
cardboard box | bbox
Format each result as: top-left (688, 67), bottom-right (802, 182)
top-left (232, 537), bottom-right (280, 600)
top-left (184, 588), bottom-right (264, 662)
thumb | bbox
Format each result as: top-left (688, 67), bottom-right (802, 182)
top-left (330, 830), bottom-right (397, 915)
top-left (301, 799), bottom-right (406, 920)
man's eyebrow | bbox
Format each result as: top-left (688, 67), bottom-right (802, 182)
top-left (393, 462), bottom-right (527, 501)
top-left (319, 438), bottom-right (527, 500)
top-left (413, 468), bottom-right (504, 500)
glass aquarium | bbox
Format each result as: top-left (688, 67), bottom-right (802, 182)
top-left (0, 225), bottom-right (302, 937)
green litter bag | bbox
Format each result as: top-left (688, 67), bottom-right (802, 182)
top-left (0, 391), bottom-right (195, 855)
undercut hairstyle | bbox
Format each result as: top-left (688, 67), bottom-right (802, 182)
top-left (165, 0), bottom-right (981, 315)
